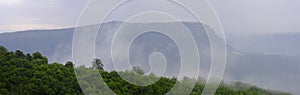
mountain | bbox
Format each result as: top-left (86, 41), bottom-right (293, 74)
top-left (0, 28), bottom-right (74, 63)
top-left (0, 21), bottom-right (299, 94)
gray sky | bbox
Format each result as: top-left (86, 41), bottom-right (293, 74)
top-left (0, 0), bottom-right (299, 34)
top-left (0, 0), bottom-right (88, 32)
top-left (210, 0), bottom-right (300, 35)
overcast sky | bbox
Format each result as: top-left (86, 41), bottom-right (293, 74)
top-left (0, 0), bottom-right (88, 32)
top-left (210, 0), bottom-right (300, 35)
top-left (0, 0), bottom-right (299, 34)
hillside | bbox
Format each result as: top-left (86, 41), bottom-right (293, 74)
top-left (0, 22), bottom-right (299, 94)
top-left (0, 46), bottom-right (291, 95)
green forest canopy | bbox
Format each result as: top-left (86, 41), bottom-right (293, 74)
top-left (0, 46), bottom-right (291, 95)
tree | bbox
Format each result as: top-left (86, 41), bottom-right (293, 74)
top-left (0, 45), bottom-right (7, 55)
top-left (15, 50), bottom-right (25, 58)
top-left (65, 61), bottom-right (74, 68)
top-left (32, 52), bottom-right (48, 64)
top-left (26, 53), bottom-right (32, 60)
top-left (32, 52), bottom-right (43, 59)
top-left (92, 58), bottom-right (104, 70)
top-left (132, 66), bottom-right (144, 75)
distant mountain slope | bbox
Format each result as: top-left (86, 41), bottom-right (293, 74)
top-left (0, 28), bottom-right (74, 63)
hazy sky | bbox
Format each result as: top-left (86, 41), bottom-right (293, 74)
top-left (0, 0), bottom-right (88, 32)
top-left (210, 0), bottom-right (300, 35)
top-left (0, 0), bottom-right (299, 34)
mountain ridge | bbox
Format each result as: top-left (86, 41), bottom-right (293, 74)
top-left (0, 21), bottom-right (299, 94)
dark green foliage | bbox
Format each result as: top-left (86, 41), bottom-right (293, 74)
top-left (65, 61), bottom-right (74, 68)
top-left (0, 46), bottom-right (291, 95)
top-left (32, 52), bottom-right (48, 65)
top-left (0, 46), bottom-right (7, 55)
top-left (15, 50), bottom-right (25, 58)
top-left (0, 48), bottom-right (83, 95)
top-left (92, 58), bottom-right (104, 70)
top-left (101, 71), bottom-right (176, 95)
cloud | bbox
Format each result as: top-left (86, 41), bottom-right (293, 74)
top-left (0, 24), bottom-right (66, 33)
top-left (0, 0), bottom-right (89, 33)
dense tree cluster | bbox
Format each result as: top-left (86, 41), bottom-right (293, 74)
top-left (0, 46), bottom-right (291, 95)
top-left (0, 47), bottom-right (82, 95)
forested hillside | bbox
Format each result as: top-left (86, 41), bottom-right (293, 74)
top-left (0, 46), bottom-right (291, 95)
